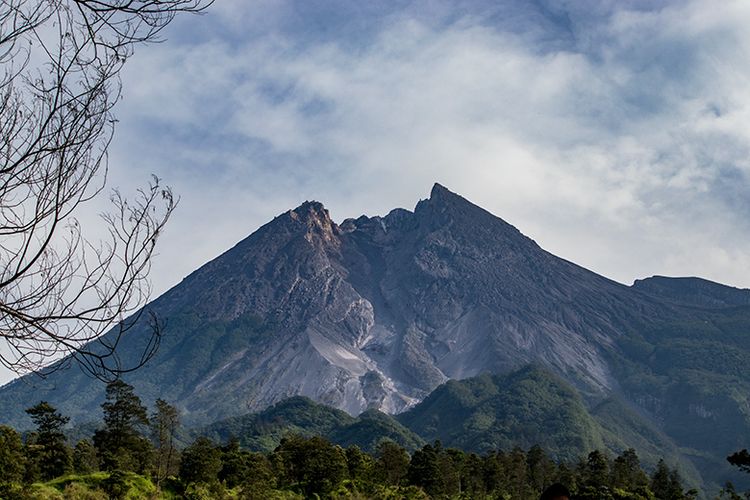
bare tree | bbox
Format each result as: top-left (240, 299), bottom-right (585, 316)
top-left (0, 0), bottom-right (212, 379)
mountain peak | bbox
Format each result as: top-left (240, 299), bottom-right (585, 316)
top-left (287, 200), bottom-right (339, 239)
top-left (430, 182), bottom-right (451, 198)
top-left (290, 200), bottom-right (328, 220)
top-left (428, 183), bottom-right (466, 205)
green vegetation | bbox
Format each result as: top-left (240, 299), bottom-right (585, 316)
top-left (395, 364), bottom-right (701, 489)
top-left (25, 402), bottom-right (73, 481)
top-left (203, 396), bottom-right (425, 453)
top-left (0, 432), bottom-right (701, 500)
top-left (2, 368), bottom-right (748, 498)
top-left (397, 366), bottom-right (605, 462)
top-left (610, 305), bottom-right (750, 489)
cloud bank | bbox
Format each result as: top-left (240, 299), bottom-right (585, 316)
top-left (4, 0), bottom-right (750, 383)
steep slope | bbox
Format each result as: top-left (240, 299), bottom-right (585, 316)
top-left (338, 184), bottom-right (668, 399)
top-left (1, 183), bottom-right (665, 427)
top-left (1, 184), bottom-right (749, 490)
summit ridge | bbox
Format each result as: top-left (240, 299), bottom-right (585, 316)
top-left (1, 184), bottom-right (749, 489)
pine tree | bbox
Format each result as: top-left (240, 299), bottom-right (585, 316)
top-left (25, 402), bottom-right (72, 480)
top-left (73, 439), bottom-right (99, 474)
top-left (93, 379), bottom-right (151, 472)
top-left (0, 425), bottom-right (26, 498)
top-left (578, 450), bottom-right (613, 500)
top-left (408, 442), bottom-right (444, 496)
top-left (375, 440), bottom-right (410, 486)
top-left (651, 459), bottom-right (687, 500)
top-left (180, 437), bottom-right (223, 485)
top-left (611, 448), bottom-right (648, 490)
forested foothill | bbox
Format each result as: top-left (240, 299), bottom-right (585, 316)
top-left (1, 380), bottom-right (748, 499)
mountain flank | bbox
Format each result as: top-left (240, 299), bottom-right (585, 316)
top-left (1, 183), bottom-right (749, 490)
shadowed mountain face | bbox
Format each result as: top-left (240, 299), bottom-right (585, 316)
top-left (0, 184), bottom-right (657, 420)
top-left (633, 276), bottom-right (750, 308)
top-left (2, 184), bottom-right (750, 490)
top-left (0, 185), bottom-right (728, 419)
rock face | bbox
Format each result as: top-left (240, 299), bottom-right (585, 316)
top-left (138, 182), bottom-right (665, 419)
top-left (0, 183), bottom-right (636, 421)
top-left (3, 183), bottom-right (750, 490)
top-left (0, 185), bottom-right (698, 424)
top-left (2, 185), bottom-right (663, 423)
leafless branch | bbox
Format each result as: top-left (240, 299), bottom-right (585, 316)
top-left (0, 0), bottom-right (211, 379)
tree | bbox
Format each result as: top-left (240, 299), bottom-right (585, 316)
top-left (651, 459), bottom-right (686, 500)
top-left (0, 425), bottom-right (26, 498)
top-left (179, 437), bottom-right (222, 486)
top-left (0, 0), bottom-right (211, 380)
top-left (25, 401), bottom-right (72, 480)
top-left (345, 445), bottom-right (374, 484)
top-left (407, 442), bottom-right (444, 497)
top-left (273, 435), bottom-right (349, 497)
top-left (577, 450), bottom-right (613, 500)
top-left (150, 398), bottom-right (180, 485)
top-left (239, 453), bottom-right (276, 500)
top-left (527, 445), bottom-right (556, 494)
top-left (73, 439), bottom-right (99, 474)
top-left (728, 449), bottom-right (750, 474)
top-left (374, 440), bottom-right (410, 486)
top-left (611, 448), bottom-right (648, 490)
top-left (93, 378), bottom-right (151, 472)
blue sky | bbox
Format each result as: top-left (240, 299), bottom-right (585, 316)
top-left (3, 0), bottom-right (750, 384)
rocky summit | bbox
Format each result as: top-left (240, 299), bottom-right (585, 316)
top-left (2, 184), bottom-right (750, 489)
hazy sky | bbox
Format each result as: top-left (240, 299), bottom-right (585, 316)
top-left (3, 0), bottom-right (750, 384)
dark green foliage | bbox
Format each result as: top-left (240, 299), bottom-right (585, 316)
top-left (651, 459), bottom-right (692, 500)
top-left (179, 437), bottom-right (222, 485)
top-left (729, 450), bottom-right (750, 474)
top-left (217, 438), bottom-right (245, 487)
top-left (397, 366), bottom-right (703, 490)
top-left (0, 420), bottom-right (699, 499)
top-left (238, 453), bottom-right (276, 499)
top-left (345, 445), bottom-right (374, 482)
top-left (203, 396), bottom-right (354, 452)
top-left (93, 379), bottom-right (152, 473)
top-left (272, 434), bottom-right (349, 497)
top-left (73, 439), bottom-right (99, 474)
top-left (528, 444), bottom-right (558, 494)
top-left (25, 401), bottom-right (73, 480)
top-left (374, 440), bottom-right (410, 486)
top-left (584, 450), bottom-right (610, 489)
top-left (611, 448), bottom-right (648, 491)
top-left (398, 366), bottom-right (605, 461)
top-left (203, 396), bottom-right (423, 453)
top-left (103, 470), bottom-right (130, 500)
top-left (0, 425), bottom-right (25, 498)
top-left (407, 442), bottom-right (444, 497)
top-left (330, 409), bottom-right (425, 451)
top-left (216, 437), bottom-right (278, 496)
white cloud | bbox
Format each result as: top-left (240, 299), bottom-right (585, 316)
top-left (6, 0), bottom-right (749, 386)
top-left (110, 0), bottom-right (750, 294)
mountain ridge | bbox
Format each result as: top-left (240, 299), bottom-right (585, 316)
top-left (1, 183), bottom-right (749, 491)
